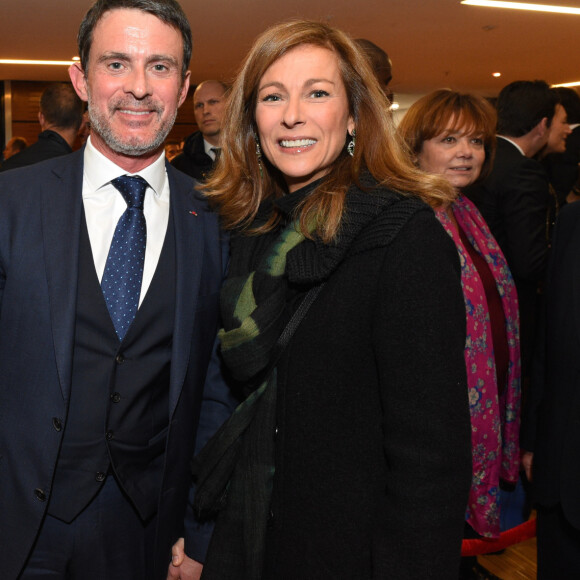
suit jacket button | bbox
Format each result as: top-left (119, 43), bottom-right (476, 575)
top-left (115, 354), bottom-right (125, 364)
top-left (95, 472), bottom-right (106, 482)
top-left (110, 392), bottom-right (121, 403)
top-left (52, 418), bottom-right (62, 432)
top-left (34, 488), bottom-right (46, 502)
top-left (106, 431), bottom-right (114, 441)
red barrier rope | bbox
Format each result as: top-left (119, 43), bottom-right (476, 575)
top-left (461, 518), bottom-right (537, 556)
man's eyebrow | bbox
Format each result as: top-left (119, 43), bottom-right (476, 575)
top-left (97, 51), bottom-right (129, 64)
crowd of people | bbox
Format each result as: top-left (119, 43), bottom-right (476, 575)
top-left (1, 1), bottom-right (579, 579)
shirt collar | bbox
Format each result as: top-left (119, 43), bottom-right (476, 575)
top-left (497, 135), bottom-right (525, 156)
top-left (203, 138), bottom-right (219, 158)
top-left (83, 136), bottom-right (167, 199)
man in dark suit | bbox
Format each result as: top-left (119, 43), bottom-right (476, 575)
top-left (0, 1), bottom-right (235, 579)
top-left (521, 200), bottom-right (580, 577)
top-left (466, 80), bottom-right (559, 378)
top-left (0, 83), bottom-right (83, 172)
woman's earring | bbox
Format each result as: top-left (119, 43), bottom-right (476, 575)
top-left (254, 135), bottom-right (263, 177)
top-left (347, 129), bottom-right (356, 157)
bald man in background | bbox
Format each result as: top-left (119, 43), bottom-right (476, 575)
top-left (172, 80), bottom-right (228, 181)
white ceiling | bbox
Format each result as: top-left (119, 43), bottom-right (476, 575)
top-left (1, 0), bottom-right (578, 97)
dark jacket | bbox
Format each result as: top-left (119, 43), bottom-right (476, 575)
top-left (522, 200), bottom-right (580, 529)
top-left (0, 129), bottom-right (72, 172)
top-left (466, 137), bottom-right (550, 373)
top-left (205, 182), bottom-right (472, 579)
top-left (171, 131), bottom-right (215, 182)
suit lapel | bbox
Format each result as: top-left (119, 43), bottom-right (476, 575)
top-left (41, 150), bottom-right (84, 402)
top-left (168, 165), bottom-right (206, 416)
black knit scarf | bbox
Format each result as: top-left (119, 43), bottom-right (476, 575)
top-left (192, 173), bottom-right (428, 579)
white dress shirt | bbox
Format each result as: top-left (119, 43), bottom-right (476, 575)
top-left (82, 137), bottom-right (170, 306)
top-left (204, 138), bottom-right (219, 161)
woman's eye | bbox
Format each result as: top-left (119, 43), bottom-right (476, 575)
top-left (310, 90), bottom-right (329, 98)
top-left (471, 138), bottom-right (484, 146)
top-left (262, 94), bottom-right (281, 102)
top-left (442, 136), bottom-right (455, 143)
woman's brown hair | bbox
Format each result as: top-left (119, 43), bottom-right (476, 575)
top-left (398, 89), bottom-right (497, 183)
top-left (204, 19), bottom-right (455, 242)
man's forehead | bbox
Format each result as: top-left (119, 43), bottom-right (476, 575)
top-left (194, 83), bottom-right (226, 103)
top-left (91, 8), bottom-right (183, 50)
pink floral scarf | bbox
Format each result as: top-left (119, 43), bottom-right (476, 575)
top-left (436, 195), bottom-right (521, 538)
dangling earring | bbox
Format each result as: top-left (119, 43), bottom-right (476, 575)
top-left (254, 134), bottom-right (263, 177)
top-left (347, 129), bottom-right (356, 157)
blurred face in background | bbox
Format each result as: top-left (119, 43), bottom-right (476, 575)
top-left (545, 104), bottom-right (571, 155)
top-left (193, 81), bottom-right (227, 146)
top-left (255, 44), bottom-right (354, 193)
top-left (418, 123), bottom-right (485, 190)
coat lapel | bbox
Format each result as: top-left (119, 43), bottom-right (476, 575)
top-left (41, 150), bottom-right (84, 402)
top-left (168, 165), bottom-right (206, 416)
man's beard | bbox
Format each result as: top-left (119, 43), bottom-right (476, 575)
top-left (87, 92), bottom-right (178, 157)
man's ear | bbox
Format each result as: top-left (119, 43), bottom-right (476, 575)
top-left (536, 117), bottom-right (549, 138)
top-left (178, 71), bottom-right (191, 108)
top-left (69, 62), bottom-right (89, 102)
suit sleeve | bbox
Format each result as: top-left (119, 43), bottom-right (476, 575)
top-left (500, 159), bottom-right (549, 283)
top-left (521, 202), bottom-right (580, 451)
top-left (183, 233), bottom-right (239, 563)
top-left (372, 210), bottom-right (472, 578)
top-left (183, 333), bottom-right (239, 563)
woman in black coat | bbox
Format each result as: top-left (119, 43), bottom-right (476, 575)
top-left (171, 19), bottom-right (472, 580)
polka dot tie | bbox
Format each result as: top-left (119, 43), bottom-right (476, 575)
top-left (101, 175), bottom-right (148, 341)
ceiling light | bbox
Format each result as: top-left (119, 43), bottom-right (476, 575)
top-left (552, 81), bottom-right (580, 87)
top-left (461, 0), bottom-right (580, 15)
top-left (0, 59), bottom-right (75, 66)
top-left (492, 72), bottom-right (502, 77)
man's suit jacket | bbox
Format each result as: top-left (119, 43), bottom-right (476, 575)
top-left (466, 137), bottom-right (549, 372)
top-left (171, 131), bottom-right (215, 182)
top-left (521, 200), bottom-right (580, 530)
top-left (0, 129), bottom-right (72, 172)
top-left (0, 150), bottom-right (234, 579)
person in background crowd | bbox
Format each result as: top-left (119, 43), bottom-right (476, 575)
top-left (521, 173), bottom-right (580, 579)
top-left (399, 89), bottom-right (521, 580)
top-left (0, 1), bottom-right (235, 578)
top-left (543, 87), bottom-right (580, 206)
top-left (0, 83), bottom-right (83, 172)
top-left (171, 80), bottom-right (228, 181)
top-left (466, 80), bottom-right (558, 382)
top-left (171, 18), bottom-right (471, 580)
top-left (76, 109), bottom-right (91, 147)
top-left (354, 38), bottom-right (392, 102)
top-left (164, 139), bottom-right (182, 162)
top-left (535, 90), bottom-right (572, 246)
top-left (2, 136), bottom-right (28, 162)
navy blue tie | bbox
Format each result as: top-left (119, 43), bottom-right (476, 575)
top-left (101, 175), bottom-right (148, 340)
